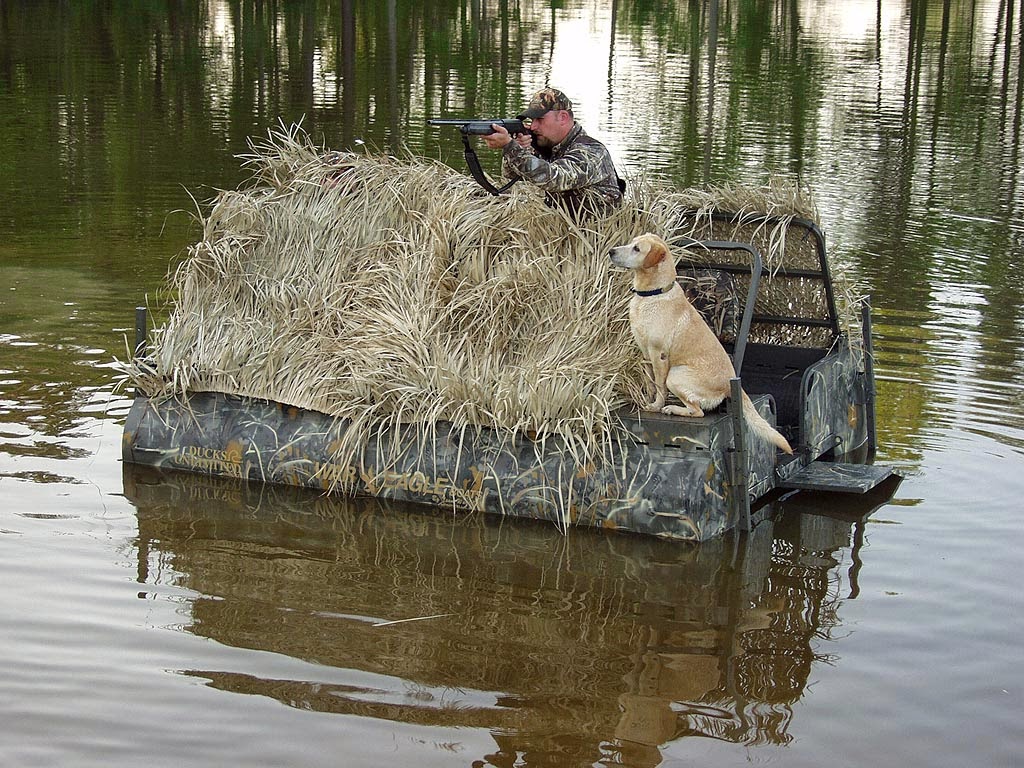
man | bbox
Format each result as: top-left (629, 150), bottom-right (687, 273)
top-left (482, 87), bottom-right (623, 219)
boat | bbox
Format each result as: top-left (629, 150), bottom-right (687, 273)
top-left (116, 134), bottom-right (892, 540)
top-left (122, 229), bottom-right (893, 541)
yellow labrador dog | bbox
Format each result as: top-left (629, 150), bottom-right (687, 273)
top-left (609, 233), bottom-right (793, 454)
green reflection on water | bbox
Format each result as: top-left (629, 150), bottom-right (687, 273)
top-left (1, 0), bottom-right (1022, 457)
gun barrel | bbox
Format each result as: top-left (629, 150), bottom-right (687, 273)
top-left (427, 118), bottom-right (527, 135)
top-left (427, 118), bottom-right (508, 125)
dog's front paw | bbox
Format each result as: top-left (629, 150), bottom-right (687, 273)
top-left (644, 399), bottom-right (665, 412)
top-left (662, 404), bottom-right (702, 417)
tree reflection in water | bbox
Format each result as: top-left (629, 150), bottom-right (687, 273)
top-left (2, 0), bottom-right (1022, 464)
top-left (126, 464), bottom-right (898, 766)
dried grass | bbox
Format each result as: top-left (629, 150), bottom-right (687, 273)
top-left (121, 122), bottom-right (861, 483)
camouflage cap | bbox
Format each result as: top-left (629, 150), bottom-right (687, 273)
top-left (518, 87), bottom-right (574, 119)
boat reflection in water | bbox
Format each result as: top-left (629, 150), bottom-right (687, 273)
top-left (124, 464), bottom-right (900, 766)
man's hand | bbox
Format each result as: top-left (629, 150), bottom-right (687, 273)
top-left (483, 124), bottom-right (534, 151)
top-left (482, 124), bottom-right (513, 149)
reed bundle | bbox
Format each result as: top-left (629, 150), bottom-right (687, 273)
top-left (123, 123), bottom-right (859, 482)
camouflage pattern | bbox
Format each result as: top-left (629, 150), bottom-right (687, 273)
top-left (678, 267), bottom-right (740, 342)
top-left (122, 391), bottom-right (787, 542)
top-left (517, 86), bottom-right (574, 118)
top-left (799, 335), bottom-right (870, 461)
top-left (502, 123), bottom-right (622, 217)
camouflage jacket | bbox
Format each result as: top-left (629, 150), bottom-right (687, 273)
top-left (502, 123), bottom-right (623, 218)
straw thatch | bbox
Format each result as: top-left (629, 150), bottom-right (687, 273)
top-left (122, 122), bottom-right (859, 482)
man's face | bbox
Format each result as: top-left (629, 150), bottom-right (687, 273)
top-left (527, 110), bottom-right (570, 147)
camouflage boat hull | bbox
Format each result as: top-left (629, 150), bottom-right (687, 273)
top-left (122, 389), bottom-right (790, 542)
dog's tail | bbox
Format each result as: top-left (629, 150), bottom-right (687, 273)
top-left (741, 391), bottom-right (793, 454)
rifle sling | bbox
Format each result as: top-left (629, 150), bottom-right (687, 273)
top-left (461, 133), bottom-right (518, 196)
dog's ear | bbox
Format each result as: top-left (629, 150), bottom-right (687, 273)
top-left (641, 235), bottom-right (668, 269)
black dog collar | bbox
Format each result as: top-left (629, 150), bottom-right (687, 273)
top-left (631, 284), bottom-right (675, 297)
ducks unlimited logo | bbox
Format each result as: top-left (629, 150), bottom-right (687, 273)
top-left (306, 460), bottom-right (490, 512)
top-left (174, 443), bottom-right (245, 478)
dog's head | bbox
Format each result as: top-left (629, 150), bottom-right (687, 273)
top-left (608, 233), bottom-right (670, 270)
